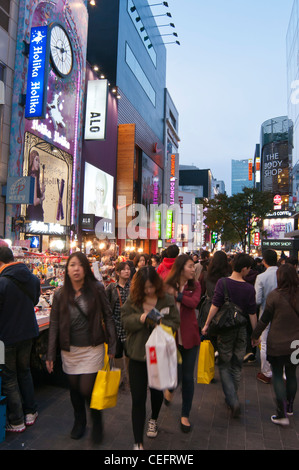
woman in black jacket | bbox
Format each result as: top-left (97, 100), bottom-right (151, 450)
top-left (46, 252), bottom-right (117, 443)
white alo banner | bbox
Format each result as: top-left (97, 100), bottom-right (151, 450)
top-left (84, 79), bottom-right (108, 140)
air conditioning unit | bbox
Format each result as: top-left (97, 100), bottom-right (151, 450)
top-left (0, 81), bottom-right (5, 105)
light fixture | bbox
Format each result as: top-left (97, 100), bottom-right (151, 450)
top-left (151, 12), bottom-right (172, 18)
top-left (135, 16), bottom-right (141, 22)
top-left (100, 74), bottom-right (105, 79)
top-left (93, 65), bottom-right (99, 71)
top-left (164, 40), bottom-right (180, 45)
top-left (89, 0), bottom-right (95, 5)
top-left (144, 36), bottom-right (150, 41)
top-left (130, 6), bottom-right (136, 12)
top-left (149, 1), bottom-right (169, 6)
top-left (143, 22), bottom-right (175, 29)
top-left (156, 32), bottom-right (178, 37)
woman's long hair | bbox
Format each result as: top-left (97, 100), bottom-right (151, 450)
top-left (61, 252), bottom-right (101, 315)
top-left (276, 263), bottom-right (299, 312)
top-left (130, 266), bottom-right (164, 306)
top-left (165, 254), bottom-right (195, 291)
top-left (207, 251), bottom-right (229, 283)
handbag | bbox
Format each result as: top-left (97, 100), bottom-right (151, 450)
top-left (209, 278), bottom-right (247, 335)
top-left (197, 339), bottom-right (215, 384)
top-left (90, 358), bottom-right (121, 410)
top-left (145, 325), bottom-right (178, 391)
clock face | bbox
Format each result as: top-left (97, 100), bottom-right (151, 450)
top-left (50, 25), bottom-right (73, 77)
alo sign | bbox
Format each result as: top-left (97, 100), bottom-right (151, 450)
top-left (25, 26), bottom-right (50, 119)
top-left (84, 79), bottom-right (108, 140)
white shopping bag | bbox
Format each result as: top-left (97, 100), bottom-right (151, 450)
top-left (145, 325), bottom-right (177, 391)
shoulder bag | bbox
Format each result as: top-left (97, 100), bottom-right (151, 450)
top-left (209, 278), bottom-right (247, 335)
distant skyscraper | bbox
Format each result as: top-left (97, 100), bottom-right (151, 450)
top-left (231, 159), bottom-right (254, 195)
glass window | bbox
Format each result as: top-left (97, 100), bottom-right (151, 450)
top-left (125, 43), bottom-right (156, 106)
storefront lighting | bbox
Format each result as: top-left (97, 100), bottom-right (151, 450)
top-left (112, 88), bottom-right (117, 93)
top-left (90, 0), bottom-right (96, 5)
top-left (100, 74), bottom-right (105, 79)
top-left (138, 248), bottom-right (143, 253)
top-left (86, 240), bottom-right (92, 247)
top-left (116, 94), bottom-right (121, 99)
top-left (93, 65), bottom-right (99, 72)
top-left (99, 242), bottom-right (106, 250)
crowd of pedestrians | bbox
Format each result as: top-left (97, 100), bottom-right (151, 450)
top-left (0, 243), bottom-right (299, 449)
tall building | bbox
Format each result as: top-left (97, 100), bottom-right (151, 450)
top-left (87, 0), bottom-right (179, 252)
top-left (231, 159), bottom-right (254, 195)
top-left (260, 116), bottom-right (292, 209)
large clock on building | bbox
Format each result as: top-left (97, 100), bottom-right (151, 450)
top-left (50, 23), bottom-right (73, 77)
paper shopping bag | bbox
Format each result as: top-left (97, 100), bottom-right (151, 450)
top-left (197, 340), bottom-right (215, 384)
top-left (146, 325), bottom-right (177, 391)
top-left (90, 360), bottom-right (121, 410)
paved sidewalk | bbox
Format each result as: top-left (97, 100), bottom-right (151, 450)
top-left (1, 357), bottom-right (299, 451)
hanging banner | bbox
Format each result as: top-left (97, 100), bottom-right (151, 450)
top-left (84, 80), bottom-right (108, 140)
top-left (25, 26), bottom-right (50, 119)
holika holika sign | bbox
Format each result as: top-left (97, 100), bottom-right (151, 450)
top-left (25, 26), bottom-right (50, 119)
top-left (84, 79), bottom-right (108, 140)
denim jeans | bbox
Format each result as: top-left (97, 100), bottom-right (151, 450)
top-left (217, 325), bottom-right (247, 408)
top-left (268, 355), bottom-right (298, 405)
top-left (2, 339), bottom-right (37, 425)
top-left (178, 344), bottom-right (199, 418)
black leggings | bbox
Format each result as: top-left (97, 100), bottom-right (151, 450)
top-left (129, 359), bottom-right (163, 444)
top-left (67, 373), bottom-right (97, 417)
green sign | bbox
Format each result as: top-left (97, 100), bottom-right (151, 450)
top-left (155, 211), bottom-right (161, 238)
top-left (166, 210), bottom-right (173, 239)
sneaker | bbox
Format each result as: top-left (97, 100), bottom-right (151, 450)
top-left (25, 411), bottom-right (38, 426)
top-left (257, 372), bottom-right (271, 384)
top-left (133, 443), bottom-right (144, 450)
top-left (146, 418), bottom-right (158, 438)
top-left (243, 352), bottom-right (256, 363)
top-left (271, 415), bottom-right (290, 426)
top-left (6, 422), bottom-right (26, 433)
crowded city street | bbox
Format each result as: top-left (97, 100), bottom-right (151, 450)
top-left (1, 0), bottom-right (299, 455)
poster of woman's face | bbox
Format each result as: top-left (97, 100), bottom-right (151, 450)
top-left (24, 133), bottom-right (72, 225)
top-left (83, 162), bottom-right (114, 220)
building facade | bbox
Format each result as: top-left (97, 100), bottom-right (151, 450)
top-left (231, 159), bottom-right (254, 195)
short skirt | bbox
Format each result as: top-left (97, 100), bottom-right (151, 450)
top-left (61, 343), bottom-right (105, 375)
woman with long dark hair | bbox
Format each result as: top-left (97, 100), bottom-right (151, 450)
top-left (27, 150), bottom-right (45, 222)
top-left (165, 254), bottom-right (201, 433)
top-left (252, 263), bottom-right (299, 426)
top-left (46, 252), bottom-right (117, 443)
top-left (121, 266), bottom-right (180, 450)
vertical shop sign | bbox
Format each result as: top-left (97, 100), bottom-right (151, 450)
top-left (84, 80), bottom-right (108, 140)
top-left (166, 210), bottom-right (173, 239)
top-left (248, 159), bottom-right (253, 181)
top-left (25, 26), bottom-right (49, 119)
top-left (155, 210), bottom-right (161, 238)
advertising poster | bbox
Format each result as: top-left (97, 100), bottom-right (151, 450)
top-left (141, 153), bottom-right (163, 212)
top-left (23, 132), bottom-right (72, 226)
top-left (83, 162), bottom-right (114, 220)
top-left (262, 141), bottom-right (290, 194)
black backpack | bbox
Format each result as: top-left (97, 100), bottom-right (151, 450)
top-left (208, 278), bottom-right (247, 335)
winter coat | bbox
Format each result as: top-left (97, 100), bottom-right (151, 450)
top-left (0, 262), bottom-right (40, 346)
top-left (121, 293), bottom-right (180, 362)
top-left (47, 281), bottom-right (117, 361)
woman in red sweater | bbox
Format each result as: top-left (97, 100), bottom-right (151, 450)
top-left (165, 254), bottom-right (201, 432)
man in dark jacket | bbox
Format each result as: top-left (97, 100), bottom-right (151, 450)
top-left (0, 247), bottom-right (40, 432)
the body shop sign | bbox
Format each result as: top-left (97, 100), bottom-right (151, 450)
top-left (25, 26), bottom-right (49, 119)
top-left (84, 79), bottom-right (108, 140)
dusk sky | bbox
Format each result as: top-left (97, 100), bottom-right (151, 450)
top-left (158, 0), bottom-right (294, 194)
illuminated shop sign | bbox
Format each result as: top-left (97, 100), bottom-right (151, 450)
top-left (166, 210), bottom-right (173, 239)
top-left (84, 80), bottom-right (108, 140)
top-left (24, 221), bottom-right (67, 235)
top-left (25, 26), bottom-right (49, 119)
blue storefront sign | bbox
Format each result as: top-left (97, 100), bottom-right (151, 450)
top-left (6, 176), bottom-right (35, 204)
top-left (25, 26), bottom-right (50, 119)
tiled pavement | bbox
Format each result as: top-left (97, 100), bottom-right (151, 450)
top-left (1, 355), bottom-right (299, 451)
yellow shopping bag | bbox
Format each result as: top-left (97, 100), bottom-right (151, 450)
top-left (161, 323), bottom-right (182, 365)
top-left (90, 359), bottom-right (121, 410)
top-left (197, 340), bottom-right (215, 384)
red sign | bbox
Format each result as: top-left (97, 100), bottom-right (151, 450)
top-left (273, 195), bottom-right (282, 205)
top-left (254, 232), bottom-right (260, 246)
top-left (149, 347), bottom-right (157, 364)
